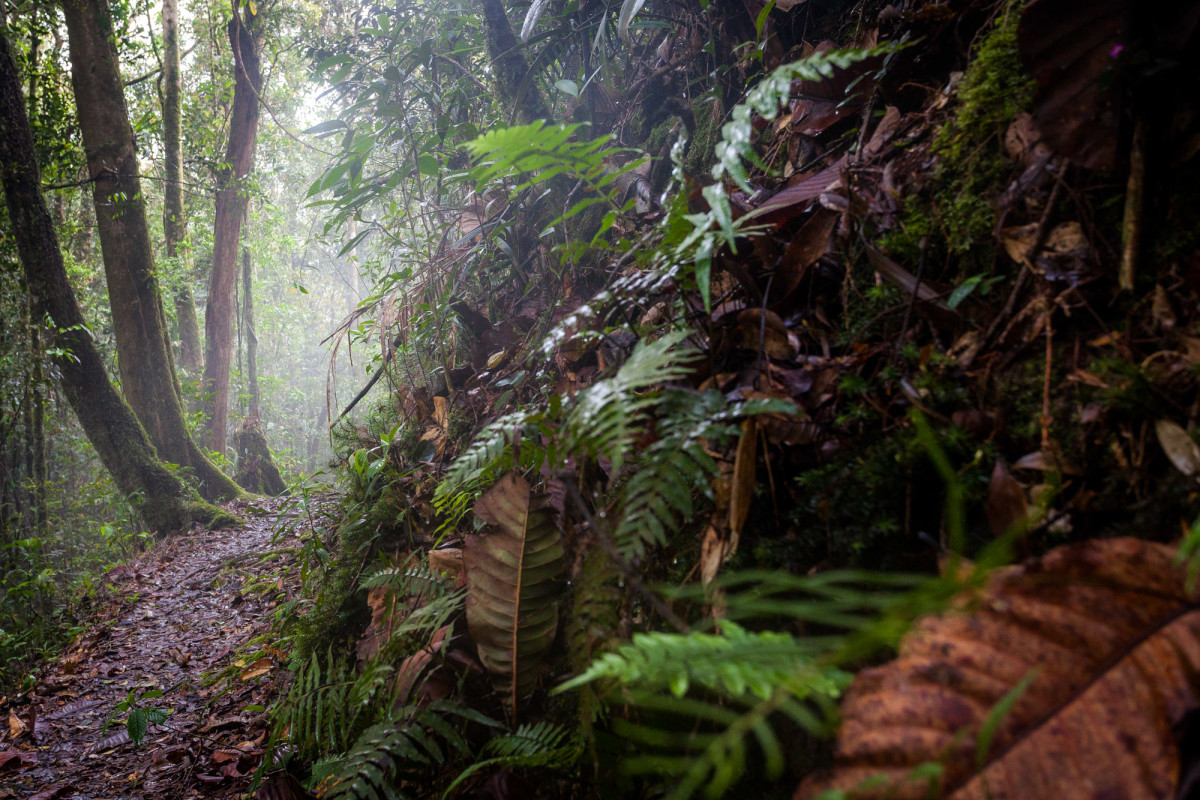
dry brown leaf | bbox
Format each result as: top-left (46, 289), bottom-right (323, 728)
top-left (699, 521), bottom-right (738, 586)
top-left (729, 419), bottom-right (758, 537)
top-left (1152, 284), bottom-right (1178, 331)
top-left (1156, 418), bottom-right (1200, 478)
top-left (238, 657), bottom-right (273, 682)
top-left (774, 209), bottom-right (838, 302)
top-left (1018, 0), bottom-right (1124, 170)
top-left (0, 749), bottom-right (35, 773)
top-left (429, 547), bottom-right (464, 581)
top-left (799, 538), bottom-right (1200, 800)
top-left (7, 709), bottom-right (26, 740)
top-left (1000, 223), bottom-right (1037, 266)
top-left (983, 459), bottom-right (1027, 538)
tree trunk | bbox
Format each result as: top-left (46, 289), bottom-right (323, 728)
top-left (162, 0), bottom-right (203, 374)
top-left (0, 33), bottom-right (232, 533)
top-left (202, 3), bottom-right (261, 457)
top-left (23, 316), bottom-right (45, 532)
top-left (60, 0), bottom-right (241, 501)
top-left (242, 244), bottom-right (259, 416)
top-left (234, 414), bottom-right (285, 496)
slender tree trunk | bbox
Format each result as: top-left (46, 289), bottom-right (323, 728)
top-left (162, 0), bottom-right (203, 374)
top-left (242, 244), bottom-right (259, 417)
top-left (60, 0), bottom-right (241, 501)
top-left (23, 30), bottom-right (46, 532)
top-left (23, 315), bottom-right (46, 532)
top-left (0, 33), bottom-right (232, 533)
top-left (202, 3), bottom-right (261, 456)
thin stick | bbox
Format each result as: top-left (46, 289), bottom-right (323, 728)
top-left (1119, 120), bottom-right (1147, 291)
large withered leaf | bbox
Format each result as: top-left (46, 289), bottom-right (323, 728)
top-left (799, 538), bottom-right (1200, 799)
top-left (464, 472), bottom-right (565, 712)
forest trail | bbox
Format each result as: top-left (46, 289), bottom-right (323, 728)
top-left (1, 495), bottom-right (323, 800)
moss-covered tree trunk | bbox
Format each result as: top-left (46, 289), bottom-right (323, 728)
top-left (163, 0), bottom-right (203, 375)
top-left (60, 0), bottom-right (241, 501)
top-left (242, 244), bottom-right (259, 416)
top-left (202, 4), bottom-right (261, 457)
top-left (0, 33), bottom-right (231, 533)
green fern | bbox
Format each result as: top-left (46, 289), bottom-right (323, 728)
top-left (557, 620), bottom-right (846, 701)
top-left (441, 722), bottom-right (580, 798)
top-left (361, 558), bottom-right (451, 597)
top-left (323, 700), bottom-right (501, 800)
top-left (565, 330), bottom-right (696, 478)
top-left (435, 409), bottom-right (543, 503)
top-left (556, 621), bottom-right (850, 800)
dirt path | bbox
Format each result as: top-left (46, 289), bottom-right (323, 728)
top-left (1, 495), bottom-right (326, 800)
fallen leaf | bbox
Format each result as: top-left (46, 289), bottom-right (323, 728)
top-left (700, 519), bottom-right (739, 586)
top-left (7, 709), bottom-right (26, 739)
top-left (729, 419), bottom-right (758, 536)
top-left (428, 547), bottom-right (464, 581)
top-left (1000, 223), bottom-right (1037, 267)
top-left (746, 157), bottom-right (847, 227)
top-left (27, 786), bottom-right (67, 800)
top-left (0, 749), bottom-right (35, 772)
top-left (773, 209), bottom-right (838, 302)
top-left (238, 656), bottom-right (273, 682)
top-left (1156, 418), bottom-right (1200, 478)
top-left (1018, 0), bottom-right (1125, 170)
top-left (1152, 284), bottom-right (1177, 331)
top-left (983, 459), bottom-right (1027, 537)
top-left (799, 538), bottom-right (1200, 799)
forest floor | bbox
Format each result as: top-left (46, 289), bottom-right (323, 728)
top-left (0, 495), bottom-right (325, 800)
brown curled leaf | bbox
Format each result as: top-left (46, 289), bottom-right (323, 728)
top-left (799, 538), bottom-right (1200, 799)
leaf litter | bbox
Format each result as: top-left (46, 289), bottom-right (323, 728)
top-left (0, 495), bottom-right (327, 799)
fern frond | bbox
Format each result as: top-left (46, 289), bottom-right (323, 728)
top-left (325, 700), bottom-right (499, 800)
top-left (436, 409), bottom-right (542, 504)
top-left (565, 331), bottom-right (696, 477)
top-left (556, 621), bottom-right (846, 701)
top-left (441, 722), bottom-right (580, 798)
top-left (557, 622), bottom-right (849, 800)
top-left (362, 560), bottom-right (450, 598)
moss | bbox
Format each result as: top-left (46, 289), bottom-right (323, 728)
top-left (881, 2), bottom-right (1034, 271)
top-left (931, 2), bottom-right (1034, 253)
top-left (683, 95), bottom-right (723, 180)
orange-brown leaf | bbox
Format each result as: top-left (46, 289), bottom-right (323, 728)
top-left (799, 538), bottom-right (1200, 799)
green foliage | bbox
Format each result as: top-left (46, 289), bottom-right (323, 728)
top-left (319, 700), bottom-right (500, 800)
top-left (558, 619), bottom-right (849, 800)
top-left (661, 44), bottom-right (903, 311)
top-left (927, 1), bottom-right (1034, 255)
top-left (104, 689), bottom-right (171, 748)
top-left (559, 621), bottom-right (845, 701)
top-left (442, 722), bottom-right (579, 798)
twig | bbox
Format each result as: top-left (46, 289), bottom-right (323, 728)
top-left (1119, 120), bottom-right (1147, 291)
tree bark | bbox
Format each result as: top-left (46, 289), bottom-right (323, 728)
top-left (60, 0), bottom-right (241, 501)
top-left (0, 33), bottom-right (233, 533)
top-left (242, 244), bottom-right (259, 416)
top-left (480, 0), bottom-right (549, 124)
top-left (162, 0), bottom-right (203, 374)
top-left (202, 3), bottom-right (261, 457)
